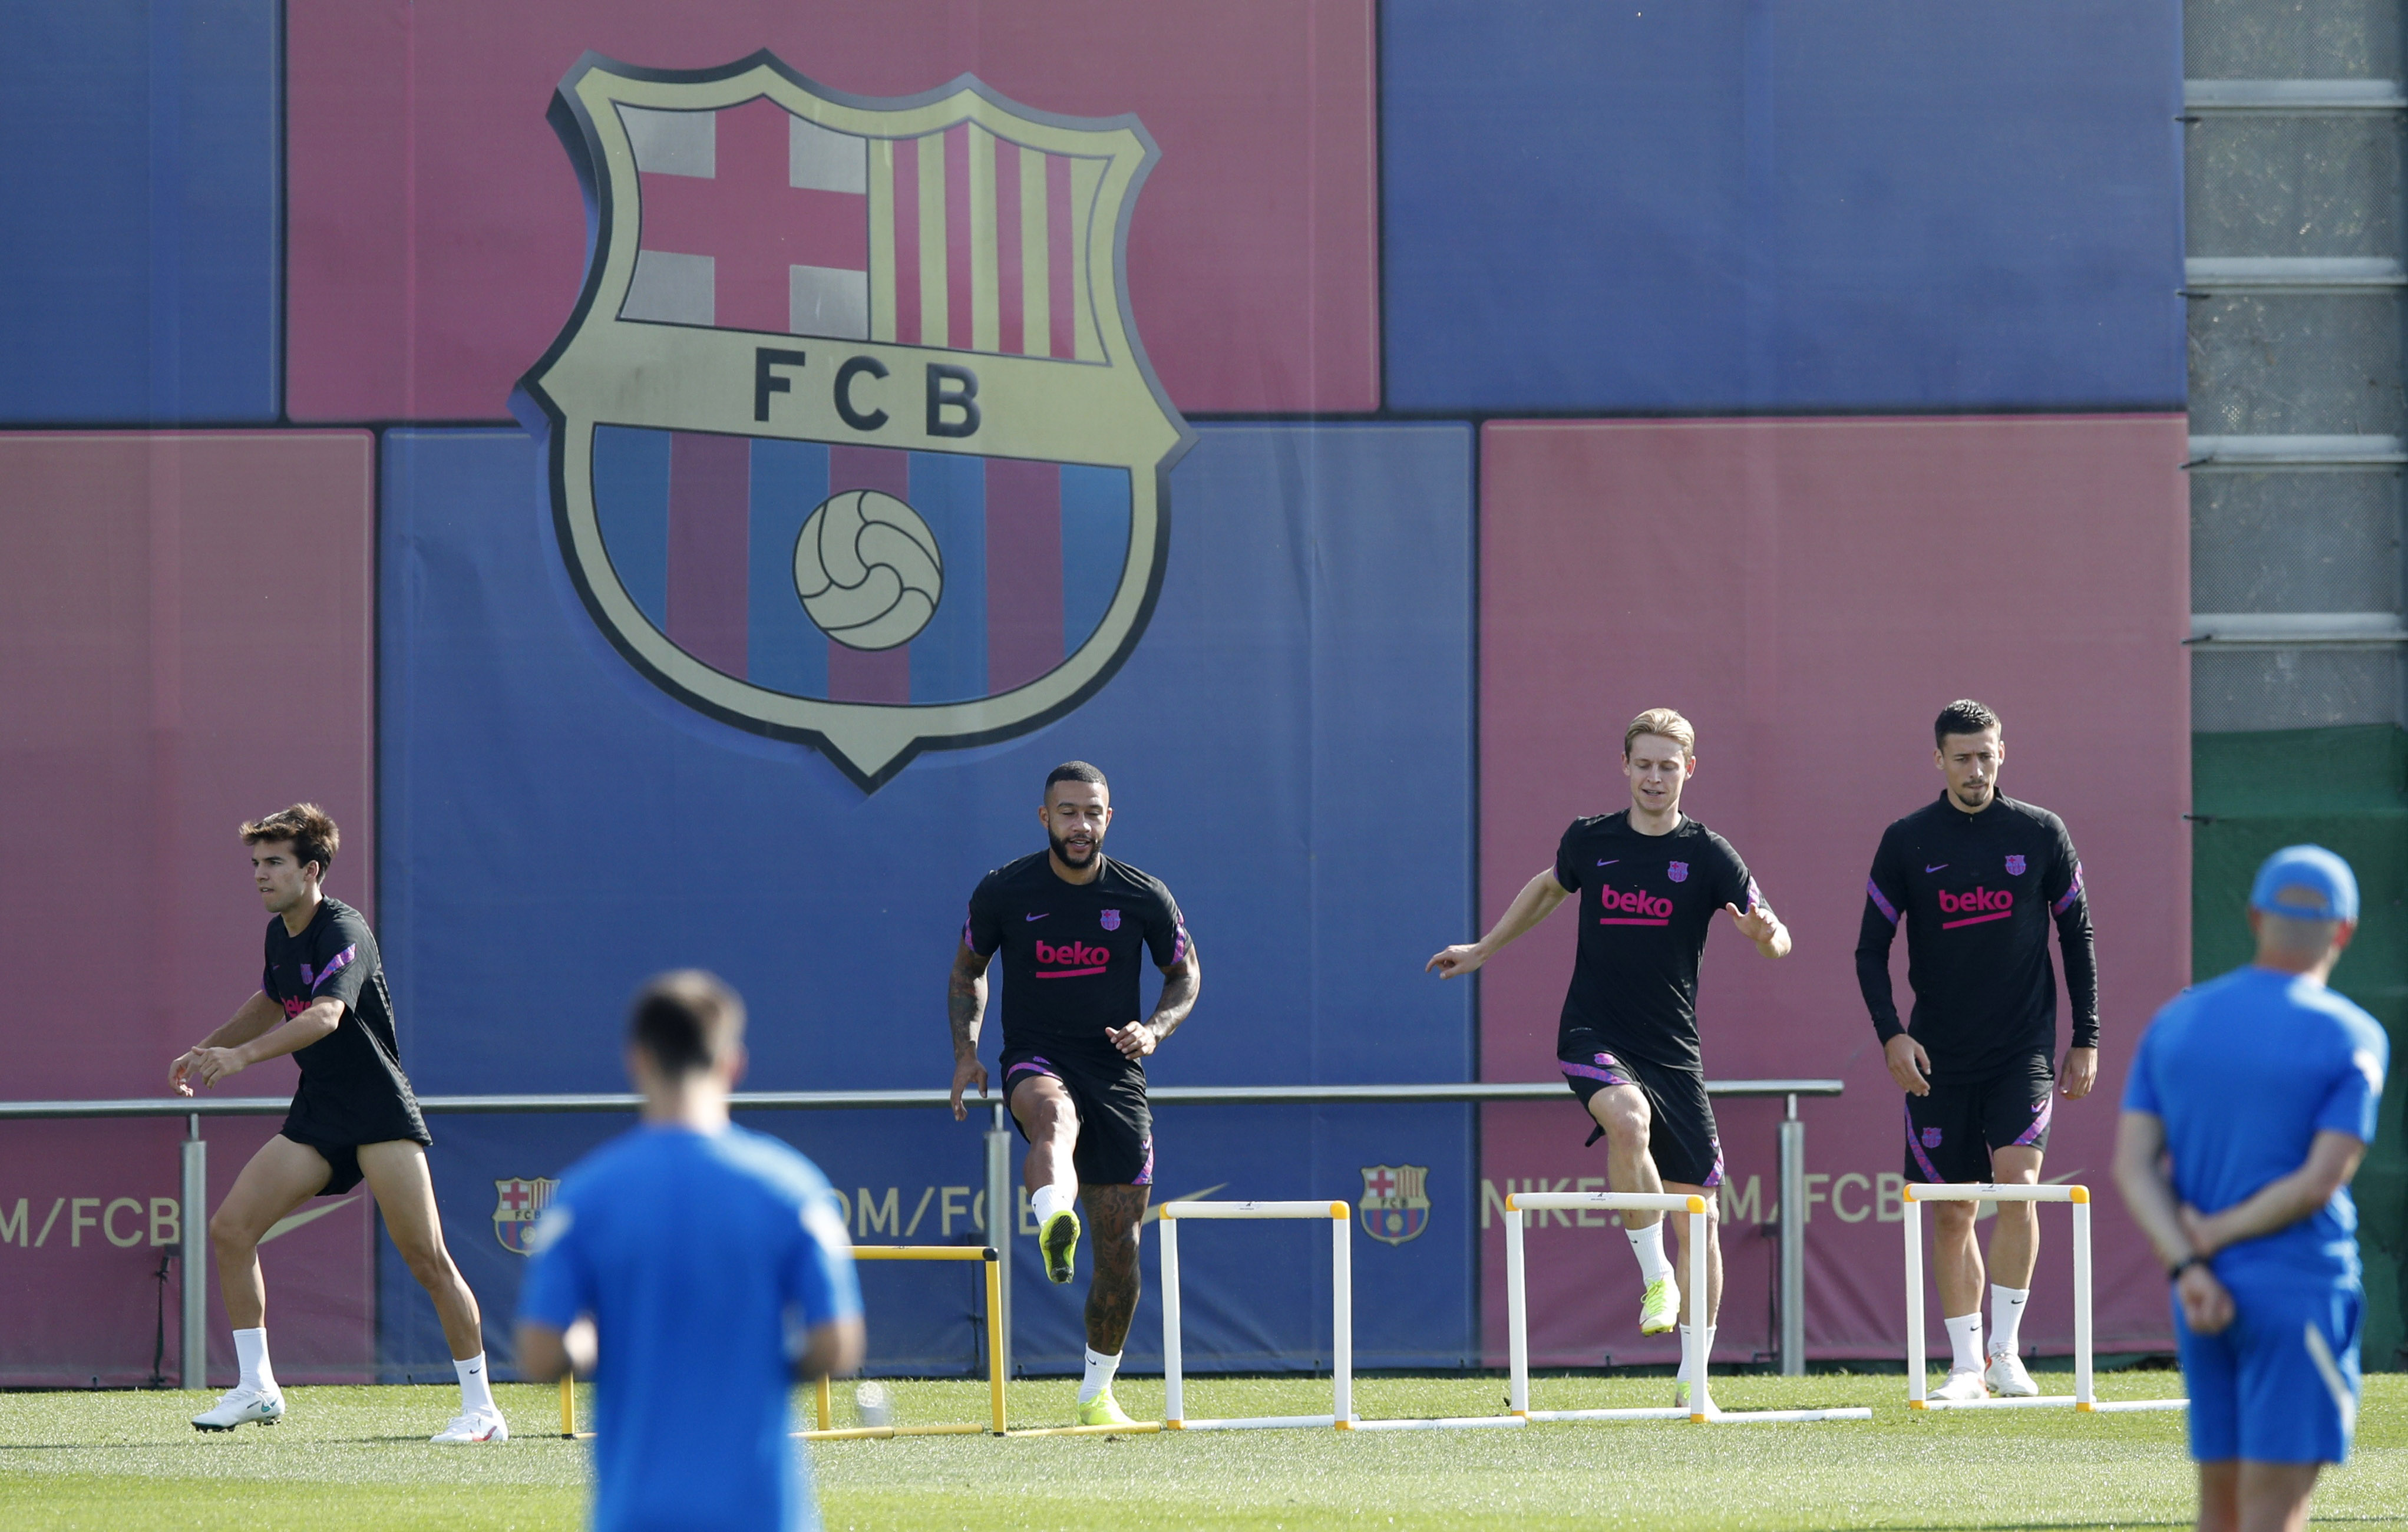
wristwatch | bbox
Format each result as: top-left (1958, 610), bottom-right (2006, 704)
top-left (2168, 1254), bottom-right (2207, 1281)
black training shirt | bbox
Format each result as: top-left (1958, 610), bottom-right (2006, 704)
top-left (262, 897), bottom-right (427, 1145)
top-left (964, 852), bottom-right (1190, 1056)
top-left (1855, 793), bottom-right (2099, 1081)
top-left (1551, 813), bottom-right (1762, 1072)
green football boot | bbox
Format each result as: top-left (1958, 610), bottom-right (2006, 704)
top-left (1638, 1275), bottom-right (1681, 1335)
top-left (1041, 1207), bottom-right (1082, 1285)
top-left (1074, 1385), bottom-right (1137, 1428)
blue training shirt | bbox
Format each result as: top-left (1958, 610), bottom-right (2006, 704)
top-left (2123, 965), bottom-right (2388, 1285)
top-left (518, 1124), bottom-right (861, 1532)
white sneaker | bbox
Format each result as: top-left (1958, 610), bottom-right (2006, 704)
top-left (431, 1409), bottom-right (509, 1444)
top-left (1984, 1350), bottom-right (2039, 1397)
top-left (1930, 1366), bottom-right (1990, 1403)
top-left (192, 1385), bottom-right (285, 1431)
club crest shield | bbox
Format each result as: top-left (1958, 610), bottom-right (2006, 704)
top-left (493, 1177), bottom-right (560, 1255)
top-left (1667, 861), bottom-right (1689, 883)
top-left (2005, 854), bottom-right (2027, 876)
top-left (1358, 1164), bottom-right (1431, 1246)
top-left (513, 52), bottom-right (1195, 790)
top-left (1099, 909), bottom-right (1121, 930)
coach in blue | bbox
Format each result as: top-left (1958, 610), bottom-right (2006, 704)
top-left (2115, 847), bottom-right (2387, 1532)
top-left (517, 972), bottom-right (864, 1532)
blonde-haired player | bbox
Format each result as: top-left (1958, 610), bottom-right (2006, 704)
top-left (1428, 709), bottom-right (1789, 1402)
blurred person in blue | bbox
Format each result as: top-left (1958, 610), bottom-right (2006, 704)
top-left (2116, 846), bottom-right (2387, 1532)
top-left (517, 971), bottom-right (864, 1532)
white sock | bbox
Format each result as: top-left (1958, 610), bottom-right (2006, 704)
top-left (233, 1327), bottom-right (276, 1394)
top-left (454, 1352), bottom-right (497, 1417)
top-left (1625, 1218), bottom-right (1673, 1283)
top-left (1944, 1312), bottom-right (1984, 1373)
top-left (1031, 1183), bottom-right (1075, 1224)
top-left (1677, 1323), bottom-right (1716, 1396)
top-left (1078, 1347), bottom-right (1121, 1405)
top-left (1989, 1285), bottom-right (2029, 1358)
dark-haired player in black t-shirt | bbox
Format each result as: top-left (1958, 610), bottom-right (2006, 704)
top-left (1857, 701), bottom-right (2097, 1402)
top-left (1429, 710), bottom-right (1789, 1402)
top-left (168, 804), bottom-right (502, 1444)
top-left (947, 762), bottom-right (1200, 1429)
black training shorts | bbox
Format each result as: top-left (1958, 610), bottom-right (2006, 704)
top-left (1902, 1052), bottom-right (2054, 1184)
top-left (1560, 1045), bottom-right (1725, 1188)
top-left (1001, 1044), bottom-right (1154, 1187)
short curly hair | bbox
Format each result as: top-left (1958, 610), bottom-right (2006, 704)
top-left (240, 803), bottom-right (339, 877)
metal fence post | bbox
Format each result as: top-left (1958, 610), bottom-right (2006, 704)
top-left (181, 1115), bottom-right (207, 1391)
top-left (1778, 1094), bottom-right (1805, 1377)
top-left (985, 1101), bottom-right (1012, 1379)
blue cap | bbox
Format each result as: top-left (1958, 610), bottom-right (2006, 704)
top-left (2249, 845), bottom-right (2359, 923)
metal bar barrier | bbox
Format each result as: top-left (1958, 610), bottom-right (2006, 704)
top-left (0, 1079), bottom-right (1843, 1117)
top-left (4, 1078), bottom-right (1840, 1386)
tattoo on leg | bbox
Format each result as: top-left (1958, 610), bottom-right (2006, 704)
top-left (1081, 1183), bottom-right (1151, 1353)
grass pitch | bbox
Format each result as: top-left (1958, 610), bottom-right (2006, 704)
top-left (2, 1372), bottom-right (2403, 1531)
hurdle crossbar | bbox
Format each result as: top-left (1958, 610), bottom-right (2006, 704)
top-left (1902, 1184), bottom-right (2187, 1414)
top-left (1506, 1190), bottom-right (1872, 1427)
top-left (1161, 1200), bottom-right (1352, 1430)
top-left (556, 1243), bottom-right (1005, 1441)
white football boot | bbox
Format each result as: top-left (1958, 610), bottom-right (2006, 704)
top-left (1930, 1366), bottom-right (1991, 1403)
top-left (191, 1385), bottom-right (285, 1431)
top-left (431, 1409), bottom-right (510, 1444)
top-left (1983, 1349), bottom-right (2039, 1397)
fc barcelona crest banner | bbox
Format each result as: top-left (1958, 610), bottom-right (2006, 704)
top-left (513, 51), bottom-right (1195, 789)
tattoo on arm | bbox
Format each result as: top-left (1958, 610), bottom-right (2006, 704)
top-left (948, 946), bottom-right (989, 1059)
top-left (1147, 947), bottom-right (1201, 1042)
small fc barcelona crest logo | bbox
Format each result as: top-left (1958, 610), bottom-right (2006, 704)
top-left (1099, 909), bottom-right (1121, 930)
top-left (2005, 854), bottom-right (2026, 876)
top-left (513, 51), bottom-right (1195, 791)
top-left (494, 1177), bottom-right (560, 1255)
top-left (1921, 1127), bottom-right (1943, 1149)
top-left (1667, 861), bottom-right (1689, 883)
top-left (1358, 1164), bottom-right (1431, 1246)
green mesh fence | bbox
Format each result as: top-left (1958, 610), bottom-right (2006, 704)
top-left (2194, 725), bottom-right (2407, 1369)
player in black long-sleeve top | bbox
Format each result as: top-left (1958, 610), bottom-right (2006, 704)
top-left (1856, 701), bottom-right (2098, 1402)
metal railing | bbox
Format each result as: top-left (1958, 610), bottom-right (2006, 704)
top-left (0, 1078), bottom-right (1841, 1388)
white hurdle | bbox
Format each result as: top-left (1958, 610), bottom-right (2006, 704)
top-left (1506, 1190), bottom-right (1871, 1425)
top-left (1160, 1199), bottom-right (1353, 1430)
top-left (1903, 1182), bottom-right (2187, 1414)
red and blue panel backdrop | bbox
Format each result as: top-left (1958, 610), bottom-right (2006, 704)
top-left (285, 0), bottom-right (1378, 422)
top-left (374, 423), bottom-right (1475, 1375)
top-left (587, 432), bottom-right (1131, 705)
top-left (1380, 1), bottom-right (2185, 412)
top-left (0, 4), bottom-right (280, 423)
top-left (1475, 415), bottom-right (2190, 1368)
top-left (0, 433), bottom-right (376, 1385)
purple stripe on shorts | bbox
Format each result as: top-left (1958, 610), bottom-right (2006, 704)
top-left (2012, 1093), bottom-right (2054, 1147)
top-left (1703, 1140), bottom-right (1725, 1189)
top-left (1906, 1100), bottom-right (1944, 1181)
top-left (1006, 1058), bottom-right (1057, 1080)
top-left (1561, 1058), bottom-right (1630, 1087)
top-left (1866, 880), bottom-right (1901, 926)
top-left (2053, 863), bottom-right (2086, 915)
top-left (1134, 1134), bottom-right (1154, 1187)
